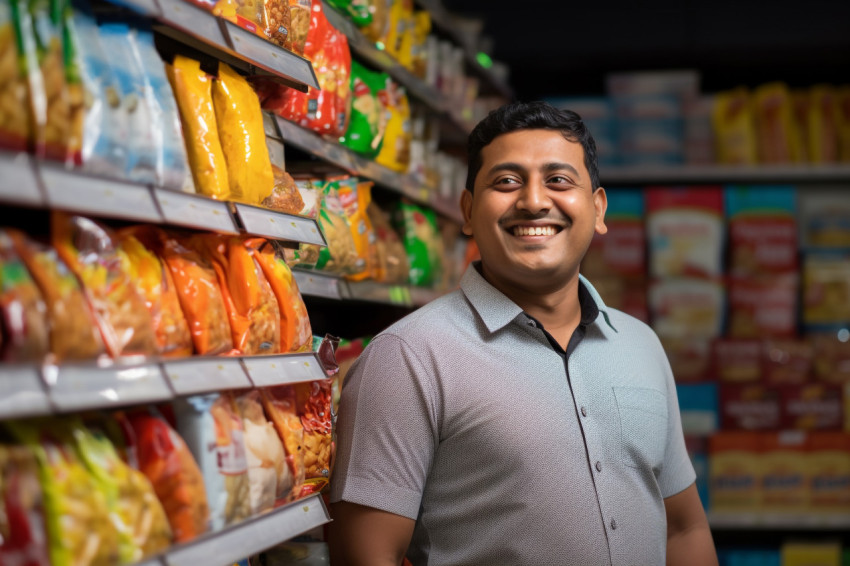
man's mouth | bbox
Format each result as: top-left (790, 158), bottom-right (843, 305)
top-left (510, 225), bottom-right (560, 237)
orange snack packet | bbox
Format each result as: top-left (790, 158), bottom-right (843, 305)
top-left (260, 385), bottom-right (306, 498)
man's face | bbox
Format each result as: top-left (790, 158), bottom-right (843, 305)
top-left (461, 129), bottom-right (607, 293)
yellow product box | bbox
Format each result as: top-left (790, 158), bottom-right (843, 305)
top-left (809, 432), bottom-right (850, 512)
top-left (760, 431), bottom-right (809, 513)
top-left (708, 432), bottom-right (762, 512)
top-left (781, 542), bottom-right (842, 566)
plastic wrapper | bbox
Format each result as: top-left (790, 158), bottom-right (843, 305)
top-left (236, 390), bottom-right (292, 511)
top-left (410, 10), bottom-right (430, 78)
top-left (0, 443), bottom-right (50, 566)
top-left (214, 0), bottom-right (266, 37)
top-left (337, 178), bottom-right (376, 282)
top-left (839, 86), bottom-right (850, 162)
top-left (313, 180), bottom-right (360, 275)
top-left (0, 229), bottom-right (49, 362)
top-left (367, 201), bottom-right (408, 284)
top-left (295, 378), bottom-right (333, 496)
top-left (753, 82), bottom-right (804, 164)
top-left (127, 409), bottom-right (210, 543)
top-left (212, 63), bottom-right (273, 204)
top-left (712, 87), bottom-right (757, 165)
top-left (166, 54), bottom-right (230, 200)
top-left (174, 393), bottom-right (251, 531)
top-left (51, 213), bottom-right (157, 359)
top-left (9, 229), bottom-right (104, 361)
top-left (159, 232), bottom-right (233, 355)
top-left (325, 0), bottom-right (371, 26)
top-left (262, 165), bottom-right (305, 214)
top-left (260, 385), bottom-right (305, 498)
top-left (117, 229), bottom-right (193, 358)
top-left (0, 0), bottom-right (32, 152)
top-left (393, 201), bottom-right (443, 287)
top-left (287, 0), bottom-right (310, 55)
top-left (98, 22), bottom-right (158, 184)
top-left (805, 84), bottom-right (840, 164)
top-left (244, 238), bottom-right (312, 353)
top-left (7, 418), bottom-right (118, 566)
top-left (262, 0), bottom-right (291, 48)
top-left (191, 234), bottom-right (280, 355)
top-left (340, 59), bottom-right (388, 157)
top-left (374, 80), bottom-right (411, 172)
top-left (73, 419), bottom-right (172, 562)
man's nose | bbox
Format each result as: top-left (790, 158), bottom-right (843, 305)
top-left (516, 180), bottom-right (552, 213)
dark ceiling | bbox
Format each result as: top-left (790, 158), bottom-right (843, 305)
top-left (441, 0), bottom-right (850, 101)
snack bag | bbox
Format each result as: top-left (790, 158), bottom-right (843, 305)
top-left (51, 213), bottom-right (157, 359)
top-left (287, 0), bottom-right (310, 55)
top-left (158, 232), bottom-right (233, 355)
top-left (117, 229), bottom-right (193, 358)
top-left (244, 238), bottom-right (313, 353)
top-left (712, 87), bottom-right (758, 165)
top-left (236, 390), bottom-right (292, 511)
top-left (753, 82), bottom-right (804, 164)
top-left (212, 62), bottom-right (274, 204)
top-left (0, 0), bottom-right (33, 152)
top-left (393, 201), bottom-right (442, 287)
top-left (325, 0), bottom-right (371, 26)
top-left (0, 443), bottom-right (50, 566)
top-left (295, 378), bottom-right (333, 495)
top-left (340, 59), bottom-right (388, 157)
top-left (215, 0), bottom-right (266, 37)
top-left (360, 0), bottom-right (388, 43)
top-left (127, 409), bottom-right (210, 543)
top-left (807, 84), bottom-right (840, 163)
top-left (260, 385), bottom-right (305, 498)
top-left (839, 86), bottom-right (850, 162)
top-left (174, 393), bottom-right (251, 531)
top-left (262, 0), bottom-right (291, 48)
top-left (374, 80), bottom-right (411, 172)
top-left (7, 418), bottom-right (118, 566)
top-left (367, 201), bottom-right (409, 284)
top-left (166, 54), bottom-right (230, 200)
top-left (383, 0), bottom-right (410, 61)
top-left (0, 229), bottom-right (49, 362)
top-left (314, 180), bottom-right (361, 275)
top-left (410, 10), bottom-right (430, 78)
top-left (337, 177), bottom-right (376, 281)
top-left (190, 234), bottom-right (281, 355)
top-left (262, 165), bottom-right (305, 214)
top-left (9, 229), bottom-right (105, 361)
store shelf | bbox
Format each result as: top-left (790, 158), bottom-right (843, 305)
top-left (275, 118), bottom-right (463, 223)
top-left (231, 202), bottom-right (327, 246)
top-left (599, 163), bottom-right (850, 185)
top-left (154, 189), bottom-right (240, 234)
top-left (241, 353), bottom-right (328, 387)
top-left (162, 494), bottom-right (330, 566)
top-left (709, 511), bottom-right (850, 530)
top-left (162, 357), bottom-right (251, 396)
top-left (0, 152), bottom-right (42, 206)
top-left (153, 0), bottom-right (318, 92)
top-left (0, 364), bottom-right (52, 419)
top-left (292, 269), bottom-right (346, 300)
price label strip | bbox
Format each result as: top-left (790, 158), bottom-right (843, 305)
top-left (267, 137), bottom-right (285, 170)
top-left (242, 353), bottom-right (327, 387)
top-left (0, 365), bottom-right (51, 419)
top-left (274, 118), bottom-right (355, 172)
top-left (47, 363), bottom-right (172, 412)
top-left (0, 152), bottom-right (42, 206)
top-left (154, 189), bottom-right (239, 234)
top-left (40, 166), bottom-right (162, 222)
top-left (292, 270), bottom-right (342, 299)
top-left (163, 358), bottom-right (251, 396)
top-left (223, 21), bottom-right (319, 90)
top-left (158, 0), bottom-right (227, 46)
top-left (233, 203), bottom-right (326, 246)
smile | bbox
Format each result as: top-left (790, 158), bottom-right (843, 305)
top-left (511, 225), bottom-right (559, 237)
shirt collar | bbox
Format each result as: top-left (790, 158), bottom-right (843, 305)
top-left (459, 262), bottom-right (618, 334)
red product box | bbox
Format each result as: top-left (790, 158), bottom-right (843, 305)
top-left (780, 384), bottom-right (844, 430)
top-left (729, 214), bottom-right (798, 275)
top-left (727, 274), bottom-right (799, 339)
top-left (713, 338), bottom-right (762, 383)
top-left (762, 339), bottom-right (813, 385)
top-left (720, 384), bottom-right (781, 430)
top-left (583, 219), bottom-right (645, 278)
top-left (810, 333), bottom-right (850, 385)
top-left (662, 337), bottom-right (712, 383)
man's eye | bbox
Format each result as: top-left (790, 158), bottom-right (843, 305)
top-left (494, 177), bottom-right (520, 186)
top-left (548, 175), bottom-right (570, 184)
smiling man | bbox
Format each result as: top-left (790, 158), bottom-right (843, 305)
top-left (329, 101), bottom-right (718, 566)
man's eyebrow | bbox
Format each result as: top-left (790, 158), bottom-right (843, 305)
top-left (486, 162), bottom-right (582, 178)
top-left (542, 162), bottom-right (581, 178)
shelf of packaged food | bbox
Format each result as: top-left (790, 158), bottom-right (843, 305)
top-left (275, 117), bottom-right (464, 224)
top-left (292, 269), bottom-right (347, 300)
top-left (0, 152), bottom-right (43, 206)
top-left (160, 494), bottom-right (330, 566)
top-left (344, 280), bottom-right (443, 307)
top-left (708, 512), bottom-right (850, 530)
top-left (150, 0), bottom-right (318, 92)
top-left (411, 0), bottom-right (513, 100)
top-left (0, 353), bottom-right (329, 420)
top-left (599, 163), bottom-right (850, 185)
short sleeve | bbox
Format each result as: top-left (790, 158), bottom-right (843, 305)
top-left (656, 353), bottom-right (696, 498)
top-left (329, 333), bottom-right (439, 519)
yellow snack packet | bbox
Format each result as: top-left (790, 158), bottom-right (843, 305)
top-left (712, 87), bottom-right (758, 165)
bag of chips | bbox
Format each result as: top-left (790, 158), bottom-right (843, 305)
top-left (295, 378), bottom-right (333, 496)
top-left (340, 59), bottom-right (388, 157)
top-left (374, 81), bottom-right (411, 172)
top-left (260, 385), bottom-right (305, 499)
top-left (0, 443), bottom-right (50, 566)
top-left (367, 201), bottom-right (409, 284)
top-left (0, 0), bottom-right (33, 152)
top-left (393, 201), bottom-right (443, 287)
top-left (0, 229), bottom-right (49, 362)
top-left (314, 180), bottom-right (361, 275)
top-left (29, 0), bottom-right (70, 161)
top-left (287, 0), bottom-right (310, 55)
top-left (336, 178), bottom-right (376, 282)
top-left (262, 165), bottom-right (305, 214)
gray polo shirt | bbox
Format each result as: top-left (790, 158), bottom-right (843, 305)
top-left (330, 263), bottom-right (695, 566)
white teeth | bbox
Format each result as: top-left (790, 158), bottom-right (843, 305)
top-left (513, 226), bottom-right (557, 237)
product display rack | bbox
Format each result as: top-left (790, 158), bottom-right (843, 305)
top-left (293, 268), bottom-right (442, 307)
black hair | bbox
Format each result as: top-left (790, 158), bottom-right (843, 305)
top-left (465, 100), bottom-right (600, 192)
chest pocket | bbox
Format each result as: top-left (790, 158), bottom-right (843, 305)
top-left (613, 386), bottom-right (668, 472)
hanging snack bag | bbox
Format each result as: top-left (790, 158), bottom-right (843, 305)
top-left (367, 201), bottom-right (409, 284)
top-left (0, 0), bottom-right (32, 152)
top-left (295, 378), bottom-right (333, 495)
top-left (0, 443), bottom-right (50, 566)
top-left (7, 418), bottom-right (118, 566)
top-left (190, 234), bottom-right (281, 355)
top-left (393, 201), bottom-right (442, 287)
top-left (9, 229), bottom-right (105, 361)
top-left (166, 54), bottom-right (230, 200)
top-left (712, 87), bottom-right (758, 165)
top-left (340, 59), bottom-right (388, 157)
top-left (374, 80), bottom-right (411, 172)
top-left (0, 229), bottom-right (49, 362)
top-left (314, 180), bottom-right (361, 275)
top-left (287, 0), bottom-right (310, 55)
top-left (117, 229), bottom-right (193, 358)
top-left (236, 390), bottom-right (292, 510)
top-left (753, 82), bottom-right (804, 164)
top-left (262, 165), bottom-right (305, 214)
top-left (51, 213), bottom-right (157, 359)
top-left (174, 393), bottom-right (251, 531)
top-left (158, 232), bottom-right (233, 355)
top-left (336, 177), bottom-right (376, 281)
top-left (127, 409), bottom-right (210, 543)
top-left (212, 63), bottom-right (274, 204)
top-left (260, 385), bottom-right (305, 499)
top-left (244, 238), bottom-right (313, 353)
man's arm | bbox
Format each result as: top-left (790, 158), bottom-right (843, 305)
top-left (328, 501), bottom-right (416, 566)
top-left (665, 483), bottom-right (718, 566)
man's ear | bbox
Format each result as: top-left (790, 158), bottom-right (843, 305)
top-left (460, 190), bottom-right (473, 236)
top-left (594, 187), bottom-right (608, 235)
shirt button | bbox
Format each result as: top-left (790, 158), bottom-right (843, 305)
top-left (581, 406), bottom-right (587, 417)
top-left (595, 461), bottom-right (602, 472)
top-left (527, 320), bottom-right (536, 328)
top-left (610, 519), bottom-right (617, 530)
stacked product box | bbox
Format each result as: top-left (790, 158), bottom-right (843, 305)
top-left (546, 96), bottom-right (618, 167)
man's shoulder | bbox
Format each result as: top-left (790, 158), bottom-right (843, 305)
top-left (378, 288), bottom-right (472, 341)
